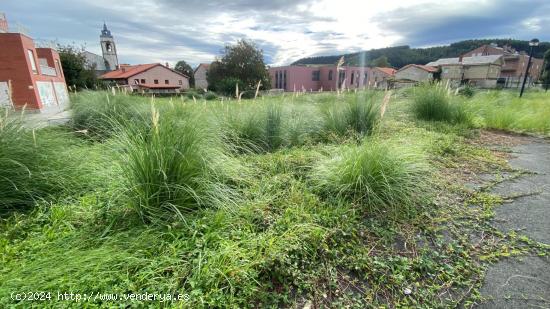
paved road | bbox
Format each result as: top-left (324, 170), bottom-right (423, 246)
top-left (477, 138), bottom-right (550, 309)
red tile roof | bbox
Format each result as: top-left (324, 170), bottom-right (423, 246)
top-left (100, 63), bottom-right (158, 79)
top-left (100, 63), bottom-right (189, 79)
top-left (375, 67), bottom-right (397, 76)
top-left (398, 64), bottom-right (438, 73)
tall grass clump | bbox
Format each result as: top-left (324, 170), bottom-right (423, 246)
top-left (71, 91), bottom-right (150, 139)
top-left (465, 91), bottom-right (550, 135)
top-left (0, 112), bottom-right (83, 212)
top-left (112, 104), bottom-right (240, 222)
top-left (321, 91), bottom-right (382, 137)
top-left (412, 83), bottom-right (470, 124)
top-left (283, 104), bottom-right (321, 147)
top-left (223, 102), bottom-right (284, 152)
top-left (313, 139), bottom-right (431, 218)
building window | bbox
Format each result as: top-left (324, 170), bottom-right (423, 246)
top-left (134, 79), bottom-right (139, 84)
top-left (154, 79), bottom-right (159, 84)
top-left (141, 79), bottom-right (146, 84)
top-left (363, 72), bottom-right (368, 85)
top-left (179, 80), bottom-right (182, 85)
top-left (328, 70), bottom-right (333, 80)
top-left (338, 71), bottom-right (346, 85)
top-left (105, 42), bottom-right (113, 52)
top-left (443, 68), bottom-right (449, 74)
top-left (55, 59), bottom-right (63, 77)
top-left (283, 70), bottom-right (287, 89)
top-left (350, 72), bottom-right (355, 85)
top-left (312, 70), bottom-right (320, 81)
top-left (165, 80), bottom-right (169, 84)
top-left (27, 49), bottom-right (38, 74)
top-left (275, 70), bottom-right (279, 88)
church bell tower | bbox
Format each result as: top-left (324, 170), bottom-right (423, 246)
top-left (100, 22), bottom-right (118, 71)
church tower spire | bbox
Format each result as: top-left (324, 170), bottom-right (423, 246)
top-left (100, 22), bottom-right (118, 71)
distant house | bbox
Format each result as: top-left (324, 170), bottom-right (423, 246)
top-left (269, 65), bottom-right (373, 92)
top-left (370, 67), bottom-right (396, 89)
top-left (462, 44), bottom-right (543, 87)
top-left (100, 63), bottom-right (190, 94)
top-left (426, 55), bottom-right (503, 88)
top-left (394, 64), bottom-right (438, 84)
top-left (194, 63), bottom-right (209, 90)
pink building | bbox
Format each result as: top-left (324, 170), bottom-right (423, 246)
top-left (269, 65), bottom-right (376, 92)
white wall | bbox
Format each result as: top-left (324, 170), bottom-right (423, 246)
top-left (131, 65), bottom-right (190, 90)
top-left (0, 82), bottom-right (12, 108)
top-left (395, 66), bottom-right (432, 82)
top-left (194, 66), bottom-right (208, 90)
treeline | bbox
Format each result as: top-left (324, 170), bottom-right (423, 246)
top-left (292, 39), bottom-right (550, 68)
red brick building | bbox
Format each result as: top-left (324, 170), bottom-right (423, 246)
top-left (0, 29), bottom-right (69, 111)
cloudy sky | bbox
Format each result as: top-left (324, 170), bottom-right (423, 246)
top-left (3, 0), bottom-right (549, 67)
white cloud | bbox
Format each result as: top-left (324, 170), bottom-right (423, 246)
top-left (4, 0), bottom-right (549, 67)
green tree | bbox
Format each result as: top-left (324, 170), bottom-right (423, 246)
top-left (58, 45), bottom-right (98, 90)
top-left (207, 40), bottom-right (271, 96)
top-left (174, 60), bottom-right (195, 87)
top-left (542, 49), bottom-right (550, 91)
top-left (370, 55), bottom-right (391, 68)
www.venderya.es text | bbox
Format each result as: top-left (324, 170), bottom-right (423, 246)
top-left (10, 291), bottom-right (190, 303)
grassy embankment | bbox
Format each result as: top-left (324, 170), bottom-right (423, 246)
top-left (1, 86), bottom-right (548, 307)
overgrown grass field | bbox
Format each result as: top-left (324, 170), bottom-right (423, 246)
top-left (1, 86), bottom-right (548, 308)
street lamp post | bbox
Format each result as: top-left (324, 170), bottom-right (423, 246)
top-left (519, 38), bottom-right (539, 98)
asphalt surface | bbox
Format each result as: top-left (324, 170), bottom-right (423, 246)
top-left (477, 138), bottom-right (550, 309)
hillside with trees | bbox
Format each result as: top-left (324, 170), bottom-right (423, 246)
top-left (292, 39), bottom-right (550, 68)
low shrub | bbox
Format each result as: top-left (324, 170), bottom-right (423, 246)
top-left (313, 139), bottom-right (431, 218)
top-left (0, 113), bottom-right (85, 212)
top-left (71, 91), bottom-right (149, 139)
top-left (112, 104), bottom-right (240, 222)
top-left (204, 91), bottom-right (219, 101)
top-left (412, 83), bottom-right (471, 124)
top-left (321, 92), bottom-right (382, 137)
top-left (283, 105), bottom-right (321, 147)
top-left (185, 89), bottom-right (203, 100)
top-left (465, 91), bottom-right (550, 135)
top-left (223, 102), bottom-right (284, 152)
top-left (457, 85), bottom-right (475, 98)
